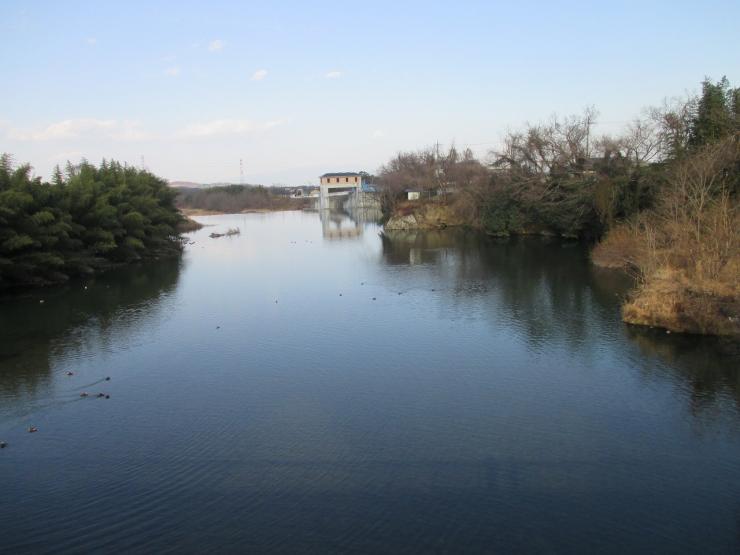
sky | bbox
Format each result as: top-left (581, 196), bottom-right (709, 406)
top-left (1, 0), bottom-right (738, 185)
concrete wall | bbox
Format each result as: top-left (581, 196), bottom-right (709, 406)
top-left (320, 175), bottom-right (360, 186)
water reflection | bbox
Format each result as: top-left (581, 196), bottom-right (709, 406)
top-left (380, 229), bottom-right (740, 413)
top-left (381, 230), bottom-right (622, 343)
top-left (627, 329), bottom-right (740, 412)
top-left (320, 207), bottom-right (383, 240)
top-left (0, 258), bottom-right (182, 403)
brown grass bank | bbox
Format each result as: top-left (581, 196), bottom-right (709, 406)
top-left (593, 137), bottom-right (739, 336)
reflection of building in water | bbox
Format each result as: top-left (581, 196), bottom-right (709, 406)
top-left (319, 207), bottom-right (383, 240)
top-left (320, 210), bottom-right (362, 240)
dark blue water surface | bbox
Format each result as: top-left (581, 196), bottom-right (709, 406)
top-left (1, 211), bottom-right (739, 554)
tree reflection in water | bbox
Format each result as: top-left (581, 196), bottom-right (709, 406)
top-left (0, 258), bottom-right (182, 403)
top-left (380, 229), bottom-right (739, 414)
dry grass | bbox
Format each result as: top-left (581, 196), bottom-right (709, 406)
top-left (591, 223), bottom-right (644, 270)
top-left (622, 268), bottom-right (740, 336)
top-left (594, 137), bottom-right (740, 336)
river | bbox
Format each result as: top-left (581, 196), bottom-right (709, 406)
top-left (1, 211), bottom-right (739, 553)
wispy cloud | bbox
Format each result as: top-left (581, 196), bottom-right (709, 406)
top-left (7, 119), bottom-right (152, 142)
top-left (251, 69), bottom-right (268, 81)
top-left (325, 70), bottom-right (342, 79)
top-left (208, 39), bottom-right (224, 52)
top-left (178, 118), bottom-right (285, 138)
top-left (85, 37), bottom-right (97, 45)
top-left (164, 66), bottom-right (181, 77)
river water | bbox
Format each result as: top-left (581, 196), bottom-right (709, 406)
top-left (1, 211), bottom-right (739, 553)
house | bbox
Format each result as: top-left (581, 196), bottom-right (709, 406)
top-left (406, 189), bottom-right (421, 200)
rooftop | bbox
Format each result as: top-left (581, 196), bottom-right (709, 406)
top-left (320, 172), bottom-right (360, 177)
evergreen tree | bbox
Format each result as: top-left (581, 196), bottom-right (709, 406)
top-left (0, 157), bottom-right (182, 289)
top-left (689, 76), bottom-right (739, 148)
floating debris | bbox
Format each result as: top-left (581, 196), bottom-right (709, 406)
top-left (210, 227), bottom-right (240, 239)
top-left (28, 426), bottom-right (38, 433)
top-left (65, 371), bottom-right (74, 376)
top-left (0, 441), bottom-right (7, 448)
top-left (105, 377), bottom-right (111, 381)
top-left (80, 392), bottom-right (89, 397)
top-left (372, 297), bottom-right (376, 301)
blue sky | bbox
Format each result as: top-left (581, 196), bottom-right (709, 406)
top-left (1, 0), bottom-right (738, 185)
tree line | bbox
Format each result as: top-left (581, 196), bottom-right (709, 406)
top-left (378, 76), bottom-right (738, 240)
top-left (176, 184), bottom-right (306, 213)
top-left (0, 158), bottom-right (181, 289)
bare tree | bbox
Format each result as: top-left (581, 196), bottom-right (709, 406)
top-left (623, 118), bottom-right (661, 165)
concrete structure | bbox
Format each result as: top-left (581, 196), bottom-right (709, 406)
top-left (319, 172), bottom-right (363, 210)
top-left (319, 172), bottom-right (380, 210)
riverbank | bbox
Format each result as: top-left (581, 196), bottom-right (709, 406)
top-left (384, 201), bottom-right (467, 231)
top-left (179, 207), bottom-right (300, 217)
top-left (593, 236), bottom-right (739, 337)
top-left (387, 196), bottom-right (738, 338)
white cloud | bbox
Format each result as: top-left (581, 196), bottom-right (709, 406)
top-left (112, 122), bottom-right (153, 141)
top-left (178, 118), bottom-right (285, 138)
top-left (251, 69), bottom-right (268, 81)
top-left (208, 39), bottom-right (224, 52)
top-left (372, 129), bottom-right (384, 138)
top-left (325, 71), bottom-right (342, 79)
top-left (86, 37), bottom-right (97, 45)
top-left (164, 66), bottom-right (181, 77)
top-left (7, 119), bottom-right (152, 142)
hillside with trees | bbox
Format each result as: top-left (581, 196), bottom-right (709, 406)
top-left (0, 158), bottom-right (182, 289)
top-left (378, 76), bottom-right (739, 335)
